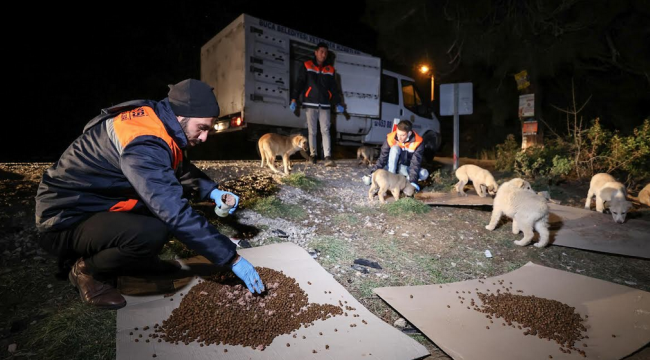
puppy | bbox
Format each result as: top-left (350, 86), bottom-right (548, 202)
top-left (638, 183), bottom-right (650, 207)
top-left (258, 133), bottom-right (308, 175)
top-left (357, 146), bottom-right (375, 166)
top-left (584, 173), bottom-right (631, 223)
top-left (368, 169), bottom-right (416, 203)
top-left (485, 178), bottom-right (550, 248)
top-left (454, 164), bottom-right (499, 197)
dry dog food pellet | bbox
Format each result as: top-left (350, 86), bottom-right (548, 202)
top-left (153, 267), bottom-right (342, 350)
top-left (475, 291), bottom-right (588, 355)
top-left (447, 305), bottom-right (450, 308)
top-left (410, 295), bottom-right (413, 298)
top-left (312, 350), bottom-right (317, 353)
top-left (286, 343), bottom-right (290, 347)
top-left (326, 345), bottom-right (330, 349)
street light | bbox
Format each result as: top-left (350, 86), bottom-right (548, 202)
top-left (419, 64), bottom-right (435, 101)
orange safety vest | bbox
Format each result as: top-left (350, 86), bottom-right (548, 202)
top-left (386, 130), bottom-right (423, 153)
top-left (108, 106), bottom-right (183, 212)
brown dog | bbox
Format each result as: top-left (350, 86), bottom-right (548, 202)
top-left (357, 146), bottom-right (375, 166)
top-left (258, 133), bottom-right (308, 175)
top-left (368, 169), bottom-right (416, 203)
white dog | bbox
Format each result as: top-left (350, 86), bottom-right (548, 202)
top-left (637, 183), bottom-right (650, 207)
top-left (485, 178), bottom-right (550, 248)
top-left (454, 164), bottom-right (499, 197)
top-left (584, 173), bottom-right (631, 224)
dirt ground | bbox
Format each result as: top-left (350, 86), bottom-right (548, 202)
top-left (1, 157), bottom-right (649, 360)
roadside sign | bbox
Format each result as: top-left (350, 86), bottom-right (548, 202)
top-left (518, 94), bottom-right (535, 117)
top-left (440, 83), bottom-right (473, 116)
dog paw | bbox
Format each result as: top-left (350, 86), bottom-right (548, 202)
top-left (514, 240), bottom-right (526, 246)
top-left (485, 225), bottom-right (494, 231)
top-left (512, 229), bottom-right (520, 234)
top-left (533, 242), bottom-right (547, 248)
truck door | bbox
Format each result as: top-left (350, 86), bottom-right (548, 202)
top-left (333, 52), bottom-right (381, 117)
top-left (363, 73), bottom-right (400, 144)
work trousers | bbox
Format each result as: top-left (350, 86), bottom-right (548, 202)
top-left (387, 145), bottom-right (429, 181)
top-left (38, 212), bottom-right (169, 275)
top-left (305, 107), bottom-right (332, 158)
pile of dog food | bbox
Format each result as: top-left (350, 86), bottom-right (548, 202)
top-left (154, 267), bottom-right (343, 349)
top-left (475, 291), bottom-right (588, 357)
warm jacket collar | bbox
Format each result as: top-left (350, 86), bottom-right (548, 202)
top-left (155, 98), bottom-right (189, 149)
top-left (311, 55), bottom-right (330, 68)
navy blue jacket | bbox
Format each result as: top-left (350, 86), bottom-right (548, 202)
top-left (291, 56), bottom-right (341, 108)
top-left (35, 99), bottom-right (236, 266)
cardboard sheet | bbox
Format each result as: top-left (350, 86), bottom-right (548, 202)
top-left (116, 243), bottom-right (429, 360)
top-left (374, 262), bottom-right (650, 360)
top-left (416, 191), bottom-right (650, 259)
top-left (415, 190), bottom-right (493, 206)
top-left (546, 203), bottom-right (650, 259)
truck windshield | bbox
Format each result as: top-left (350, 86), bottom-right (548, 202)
top-left (401, 80), bottom-right (432, 119)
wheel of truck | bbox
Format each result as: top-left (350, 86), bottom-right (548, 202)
top-left (422, 132), bottom-right (439, 164)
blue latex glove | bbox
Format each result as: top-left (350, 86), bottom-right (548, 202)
top-left (336, 104), bottom-right (344, 113)
top-left (289, 101), bottom-right (297, 111)
top-left (410, 182), bottom-right (420, 192)
top-left (231, 256), bottom-right (264, 294)
top-left (210, 189), bottom-right (240, 215)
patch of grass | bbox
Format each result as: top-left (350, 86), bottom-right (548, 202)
top-left (259, 236), bottom-right (286, 245)
top-left (382, 197), bottom-right (430, 216)
top-left (22, 302), bottom-right (115, 360)
top-left (411, 255), bottom-right (461, 285)
top-left (160, 238), bottom-right (197, 259)
top-left (425, 169), bottom-right (457, 192)
top-left (251, 196), bottom-right (306, 220)
top-left (281, 172), bottom-right (321, 190)
top-left (355, 279), bottom-right (391, 298)
top-left (332, 213), bottom-right (360, 226)
top-left (309, 236), bottom-right (354, 267)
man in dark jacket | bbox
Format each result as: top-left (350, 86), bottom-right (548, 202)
top-left (368, 120), bottom-right (429, 191)
top-left (35, 79), bottom-right (264, 310)
top-left (290, 42), bottom-right (344, 167)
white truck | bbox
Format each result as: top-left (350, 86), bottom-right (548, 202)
top-left (200, 14), bottom-right (441, 159)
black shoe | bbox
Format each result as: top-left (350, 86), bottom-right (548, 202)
top-left (309, 156), bottom-right (317, 164)
top-left (324, 157), bottom-right (336, 167)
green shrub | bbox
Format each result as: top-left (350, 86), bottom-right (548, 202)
top-left (495, 134), bottom-right (519, 172)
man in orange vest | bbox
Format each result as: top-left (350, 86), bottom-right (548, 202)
top-left (290, 42), bottom-right (344, 167)
top-left (35, 79), bottom-right (264, 309)
top-left (368, 120), bottom-right (429, 191)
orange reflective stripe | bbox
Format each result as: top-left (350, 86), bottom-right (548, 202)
top-left (304, 60), bottom-right (318, 71)
top-left (408, 132), bottom-right (423, 151)
top-left (386, 131), bottom-right (398, 147)
top-left (322, 65), bottom-right (335, 75)
top-left (386, 131), bottom-right (423, 151)
top-left (113, 106), bottom-right (183, 169)
top-left (110, 199), bottom-right (138, 212)
top-left (328, 90), bottom-right (332, 99)
top-left (305, 86), bottom-right (312, 98)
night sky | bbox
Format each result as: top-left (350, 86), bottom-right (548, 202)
top-left (6, 0), bottom-right (648, 162)
top-left (8, 1), bottom-right (373, 162)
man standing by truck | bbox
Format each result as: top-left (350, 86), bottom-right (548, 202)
top-left (290, 42), bottom-right (344, 167)
top-left (35, 79), bottom-right (264, 310)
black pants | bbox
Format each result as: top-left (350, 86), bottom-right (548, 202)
top-left (39, 212), bottom-right (169, 275)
